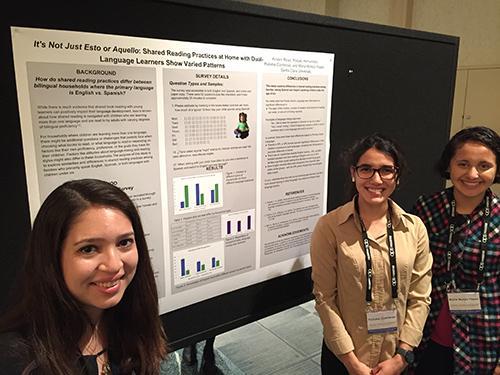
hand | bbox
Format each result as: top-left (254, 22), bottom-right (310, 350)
top-left (493, 365), bottom-right (500, 375)
top-left (339, 352), bottom-right (372, 375)
top-left (371, 356), bottom-right (406, 375)
top-left (347, 361), bottom-right (372, 375)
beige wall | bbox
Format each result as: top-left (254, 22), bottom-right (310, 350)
top-left (412, 0), bottom-right (500, 68)
top-left (332, 0), bottom-right (500, 68)
top-left (334, 0), bottom-right (413, 28)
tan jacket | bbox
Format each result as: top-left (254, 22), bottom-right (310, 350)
top-left (310, 198), bottom-right (432, 368)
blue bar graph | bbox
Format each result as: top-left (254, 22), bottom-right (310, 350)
top-left (174, 173), bottom-right (223, 215)
top-left (181, 259), bottom-right (186, 276)
top-left (173, 242), bottom-right (224, 286)
top-left (221, 209), bottom-right (255, 239)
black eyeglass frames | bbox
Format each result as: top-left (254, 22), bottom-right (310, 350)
top-left (354, 165), bottom-right (398, 180)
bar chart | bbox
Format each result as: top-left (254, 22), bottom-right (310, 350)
top-left (173, 173), bottom-right (223, 215)
top-left (221, 209), bottom-right (255, 238)
top-left (173, 241), bottom-right (225, 285)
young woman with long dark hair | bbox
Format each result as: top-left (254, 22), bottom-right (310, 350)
top-left (0, 179), bottom-right (167, 374)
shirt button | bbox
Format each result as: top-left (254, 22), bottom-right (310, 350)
top-left (479, 210), bottom-right (483, 216)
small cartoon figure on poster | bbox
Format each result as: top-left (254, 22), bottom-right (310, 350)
top-left (234, 112), bottom-right (249, 139)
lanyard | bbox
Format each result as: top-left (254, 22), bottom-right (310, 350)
top-left (355, 196), bottom-right (398, 303)
top-left (446, 195), bottom-right (490, 288)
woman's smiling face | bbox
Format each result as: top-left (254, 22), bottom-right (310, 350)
top-left (449, 141), bottom-right (497, 202)
top-left (351, 147), bottom-right (398, 208)
top-left (60, 205), bottom-right (138, 321)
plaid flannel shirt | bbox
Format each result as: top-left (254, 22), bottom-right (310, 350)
top-left (413, 188), bottom-right (499, 374)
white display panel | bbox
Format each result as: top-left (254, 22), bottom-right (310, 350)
top-left (11, 26), bottom-right (334, 313)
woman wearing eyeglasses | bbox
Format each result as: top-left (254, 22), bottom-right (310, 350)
top-left (310, 133), bottom-right (432, 375)
top-left (413, 126), bottom-right (500, 375)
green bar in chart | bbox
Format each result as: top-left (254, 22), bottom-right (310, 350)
top-left (174, 173), bottom-right (223, 215)
top-left (184, 185), bottom-right (189, 208)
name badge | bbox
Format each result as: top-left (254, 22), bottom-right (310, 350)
top-left (366, 309), bottom-right (398, 334)
top-left (447, 291), bottom-right (481, 314)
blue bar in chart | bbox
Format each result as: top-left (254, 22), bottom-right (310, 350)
top-left (174, 173), bottom-right (223, 215)
top-left (210, 256), bottom-right (221, 269)
top-left (221, 209), bottom-right (255, 238)
top-left (173, 241), bottom-right (225, 286)
top-left (181, 258), bottom-right (186, 276)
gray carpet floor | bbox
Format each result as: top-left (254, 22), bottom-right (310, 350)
top-left (161, 300), bottom-right (322, 374)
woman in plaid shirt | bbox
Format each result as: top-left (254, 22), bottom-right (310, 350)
top-left (413, 126), bottom-right (500, 374)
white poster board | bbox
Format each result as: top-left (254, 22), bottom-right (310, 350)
top-left (11, 26), bottom-right (334, 313)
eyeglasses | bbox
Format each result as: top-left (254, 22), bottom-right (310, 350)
top-left (354, 165), bottom-right (398, 180)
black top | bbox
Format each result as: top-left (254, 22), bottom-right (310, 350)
top-left (0, 331), bottom-right (121, 374)
top-left (0, 331), bottom-right (33, 374)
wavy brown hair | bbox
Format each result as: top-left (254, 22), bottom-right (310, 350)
top-left (0, 179), bottom-right (167, 374)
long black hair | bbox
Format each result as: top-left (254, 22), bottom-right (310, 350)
top-left (0, 179), bottom-right (167, 374)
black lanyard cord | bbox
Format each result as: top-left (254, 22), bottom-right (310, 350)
top-left (355, 196), bottom-right (398, 303)
top-left (446, 195), bottom-right (490, 288)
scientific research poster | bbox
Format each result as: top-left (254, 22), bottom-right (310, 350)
top-left (11, 27), bottom-right (334, 313)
